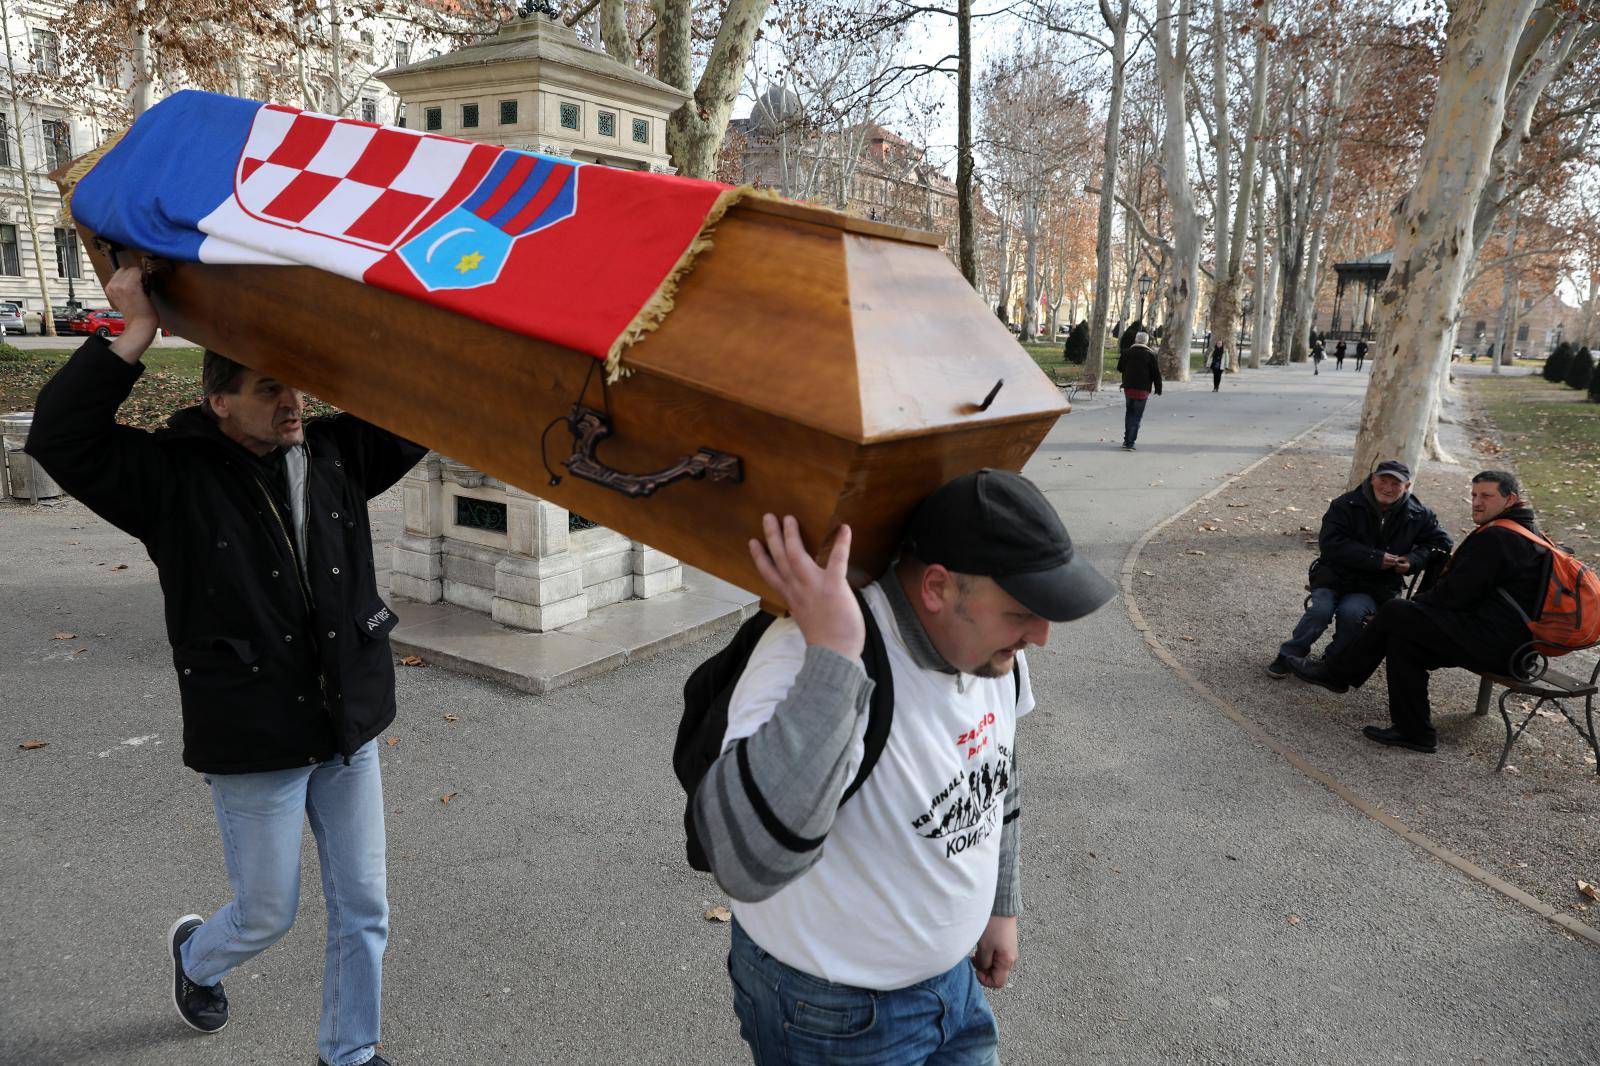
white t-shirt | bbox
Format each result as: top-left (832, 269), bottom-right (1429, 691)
top-left (724, 582), bottom-right (1034, 990)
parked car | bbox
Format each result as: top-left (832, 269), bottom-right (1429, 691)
top-left (68, 308), bottom-right (126, 338)
top-left (0, 302), bottom-right (24, 335)
top-left (52, 306), bottom-right (81, 334)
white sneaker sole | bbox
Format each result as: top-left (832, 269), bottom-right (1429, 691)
top-left (169, 913), bottom-right (226, 1034)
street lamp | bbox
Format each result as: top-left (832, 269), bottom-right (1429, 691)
top-left (1137, 272), bottom-right (1152, 324)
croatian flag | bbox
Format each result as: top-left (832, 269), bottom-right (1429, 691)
top-left (69, 91), bottom-right (731, 365)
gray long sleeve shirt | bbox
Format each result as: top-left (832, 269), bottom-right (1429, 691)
top-left (691, 571), bottom-right (1023, 915)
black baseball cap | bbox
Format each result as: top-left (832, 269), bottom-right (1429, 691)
top-left (1374, 459), bottom-right (1412, 481)
top-left (902, 469), bottom-right (1116, 622)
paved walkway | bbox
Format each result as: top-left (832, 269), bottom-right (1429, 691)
top-left (3, 361), bottom-right (1595, 1065)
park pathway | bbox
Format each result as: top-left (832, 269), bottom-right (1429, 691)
top-left (3, 361), bottom-right (1594, 1065)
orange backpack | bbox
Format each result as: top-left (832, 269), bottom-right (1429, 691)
top-left (1490, 519), bottom-right (1600, 655)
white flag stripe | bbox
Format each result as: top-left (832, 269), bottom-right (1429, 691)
top-left (235, 161), bottom-right (303, 217)
top-left (390, 137), bottom-right (474, 197)
top-left (198, 195), bottom-right (386, 275)
top-left (305, 121), bottom-right (378, 179)
top-left (195, 229), bottom-right (296, 266)
top-left (298, 179), bottom-right (387, 246)
top-left (239, 107), bottom-right (299, 165)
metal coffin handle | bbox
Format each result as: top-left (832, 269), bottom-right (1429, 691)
top-left (561, 407), bottom-right (742, 499)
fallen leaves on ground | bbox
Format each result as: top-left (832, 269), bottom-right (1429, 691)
top-left (1180, 635), bottom-right (1196, 642)
top-left (1286, 915), bottom-right (1302, 926)
top-left (704, 906), bottom-right (732, 923)
top-left (440, 792), bottom-right (457, 804)
top-left (51, 632), bottom-right (75, 640)
top-left (110, 564), bottom-right (128, 571)
top-left (443, 713), bottom-right (458, 722)
top-left (18, 740), bottom-right (47, 750)
top-left (399, 655), bottom-right (425, 667)
top-left (1579, 880), bottom-right (1599, 901)
top-left (1185, 549), bottom-right (1207, 556)
top-left (385, 737), bottom-right (399, 747)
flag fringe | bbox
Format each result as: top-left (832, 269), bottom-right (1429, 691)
top-left (55, 127), bottom-right (129, 224)
top-left (603, 185), bottom-right (793, 383)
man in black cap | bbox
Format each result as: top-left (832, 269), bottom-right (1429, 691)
top-left (1267, 460), bottom-right (1451, 679)
top-left (694, 469), bottom-right (1114, 1065)
top-left (1289, 470), bottom-right (1546, 754)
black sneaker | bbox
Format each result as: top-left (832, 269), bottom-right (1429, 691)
top-left (1266, 655), bottom-right (1290, 679)
top-left (169, 914), bottom-right (228, 1033)
top-left (1285, 655), bottom-right (1349, 693)
top-left (1362, 725), bottom-right (1436, 753)
top-left (320, 1056), bottom-right (392, 1066)
top-left (1121, 442), bottom-right (1135, 451)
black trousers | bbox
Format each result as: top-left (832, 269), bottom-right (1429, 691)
top-left (1326, 598), bottom-right (1513, 741)
top-left (1211, 367), bottom-right (1223, 390)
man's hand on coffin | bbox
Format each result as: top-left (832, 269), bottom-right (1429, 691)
top-left (749, 514), bottom-right (865, 661)
top-left (104, 266), bottom-right (160, 365)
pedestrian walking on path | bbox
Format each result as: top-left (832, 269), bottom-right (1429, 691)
top-left (694, 470), bottom-right (1115, 1066)
top-left (1356, 339), bottom-right (1368, 371)
top-left (1267, 460), bottom-right (1452, 679)
top-left (1119, 331), bottom-right (1163, 450)
top-left (1335, 341), bottom-right (1347, 370)
top-left (1312, 339), bottom-right (1325, 376)
top-left (23, 265), bottom-right (425, 1066)
top-left (1208, 343), bottom-right (1225, 392)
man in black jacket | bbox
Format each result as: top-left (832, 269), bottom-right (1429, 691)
top-left (1268, 460), bottom-right (1452, 678)
top-left (1289, 471), bottom-right (1546, 754)
top-left (26, 266), bottom-right (424, 1066)
top-left (1118, 331), bottom-right (1162, 451)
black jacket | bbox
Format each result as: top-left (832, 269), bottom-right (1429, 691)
top-left (1311, 483), bottom-right (1453, 602)
top-left (26, 337), bottom-right (427, 774)
top-left (1119, 345), bottom-right (1163, 394)
top-left (1416, 505), bottom-right (1545, 656)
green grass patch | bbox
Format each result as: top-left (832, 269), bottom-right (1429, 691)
top-left (1467, 375), bottom-right (1600, 549)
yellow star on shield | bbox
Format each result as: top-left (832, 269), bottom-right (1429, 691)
top-left (455, 251), bottom-right (485, 274)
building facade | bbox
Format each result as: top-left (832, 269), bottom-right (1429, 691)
top-left (378, 14), bottom-right (684, 172)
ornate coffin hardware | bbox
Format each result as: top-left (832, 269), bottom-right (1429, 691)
top-left (558, 406), bottom-right (742, 499)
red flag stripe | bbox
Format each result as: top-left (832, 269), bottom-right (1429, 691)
top-left (502, 164), bottom-right (574, 235)
top-left (470, 154), bottom-right (538, 223)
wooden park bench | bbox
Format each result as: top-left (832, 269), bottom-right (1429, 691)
top-left (1049, 366), bottom-right (1101, 404)
top-left (1468, 645), bottom-right (1600, 773)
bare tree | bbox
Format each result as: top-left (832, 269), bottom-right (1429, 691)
top-left (1152, 0), bottom-right (1199, 380)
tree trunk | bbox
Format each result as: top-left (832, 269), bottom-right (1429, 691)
top-left (1020, 202), bottom-right (1039, 342)
top-left (600, 0), bottom-right (635, 65)
top-left (130, 22), bottom-right (155, 116)
top-left (957, 0), bottom-right (976, 284)
top-left (1154, 0), bottom-right (1198, 382)
top-left (1251, 178), bottom-right (1272, 368)
top-left (1084, 0), bottom-right (1128, 390)
top-left (0, 1), bottom-right (56, 335)
top-left (1349, 0), bottom-right (1540, 489)
top-left (661, 0), bottom-right (771, 178)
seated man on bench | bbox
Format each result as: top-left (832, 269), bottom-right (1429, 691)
top-left (1288, 470), bottom-right (1546, 754)
top-left (1267, 460), bottom-right (1452, 679)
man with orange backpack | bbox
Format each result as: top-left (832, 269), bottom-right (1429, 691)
top-left (1288, 470), bottom-right (1597, 753)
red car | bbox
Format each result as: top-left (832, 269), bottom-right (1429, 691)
top-left (68, 308), bottom-right (126, 338)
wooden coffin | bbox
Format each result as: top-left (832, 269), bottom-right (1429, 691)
top-left (77, 198), bottom-right (1067, 609)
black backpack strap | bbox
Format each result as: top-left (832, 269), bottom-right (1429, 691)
top-left (840, 589), bottom-right (893, 806)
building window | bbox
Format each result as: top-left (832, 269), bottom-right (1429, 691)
top-left (31, 29), bottom-right (60, 76)
top-left (361, 98), bottom-right (377, 123)
top-left (396, 105), bottom-right (407, 129)
top-left (54, 227), bottom-right (81, 278)
top-left (632, 118), bottom-right (648, 144)
top-left (359, 29), bottom-right (374, 45)
top-left (0, 224), bottom-right (20, 276)
top-left (0, 115), bottom-right (10, 168)
top-left (597, 111), bottom-right (615, 137)
top-left (42, 119), bottom-right (72, 171)
top-left (455, 496), bottom-right (507, 534)
top-left (425, 107), bottom-right (442, 131)
top-left (462, 103), bottom-right (479, 129)
top-left (1522, 296), bottom-right (1533, 312)
top-left (1516, 324), bottom-right (1529, 343)
top-left (500, 99), bottom-right (518, 125)
top-left (559, 102), bottom-right (579, 130)
top-left (395, 39), bottom-right (411, 66)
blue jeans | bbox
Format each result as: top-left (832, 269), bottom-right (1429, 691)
top-left (728, 919), bottom-right (999, 1066)
top-left (1123, 396), bottom-right (1148, 446)
top-left (181, 740), bottom-right (388, 1066)
top-left (1279, 587), bottom-right (1378, 661)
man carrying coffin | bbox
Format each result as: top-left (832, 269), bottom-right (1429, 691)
top-left (26, 265), bottom-right (425, 1066)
